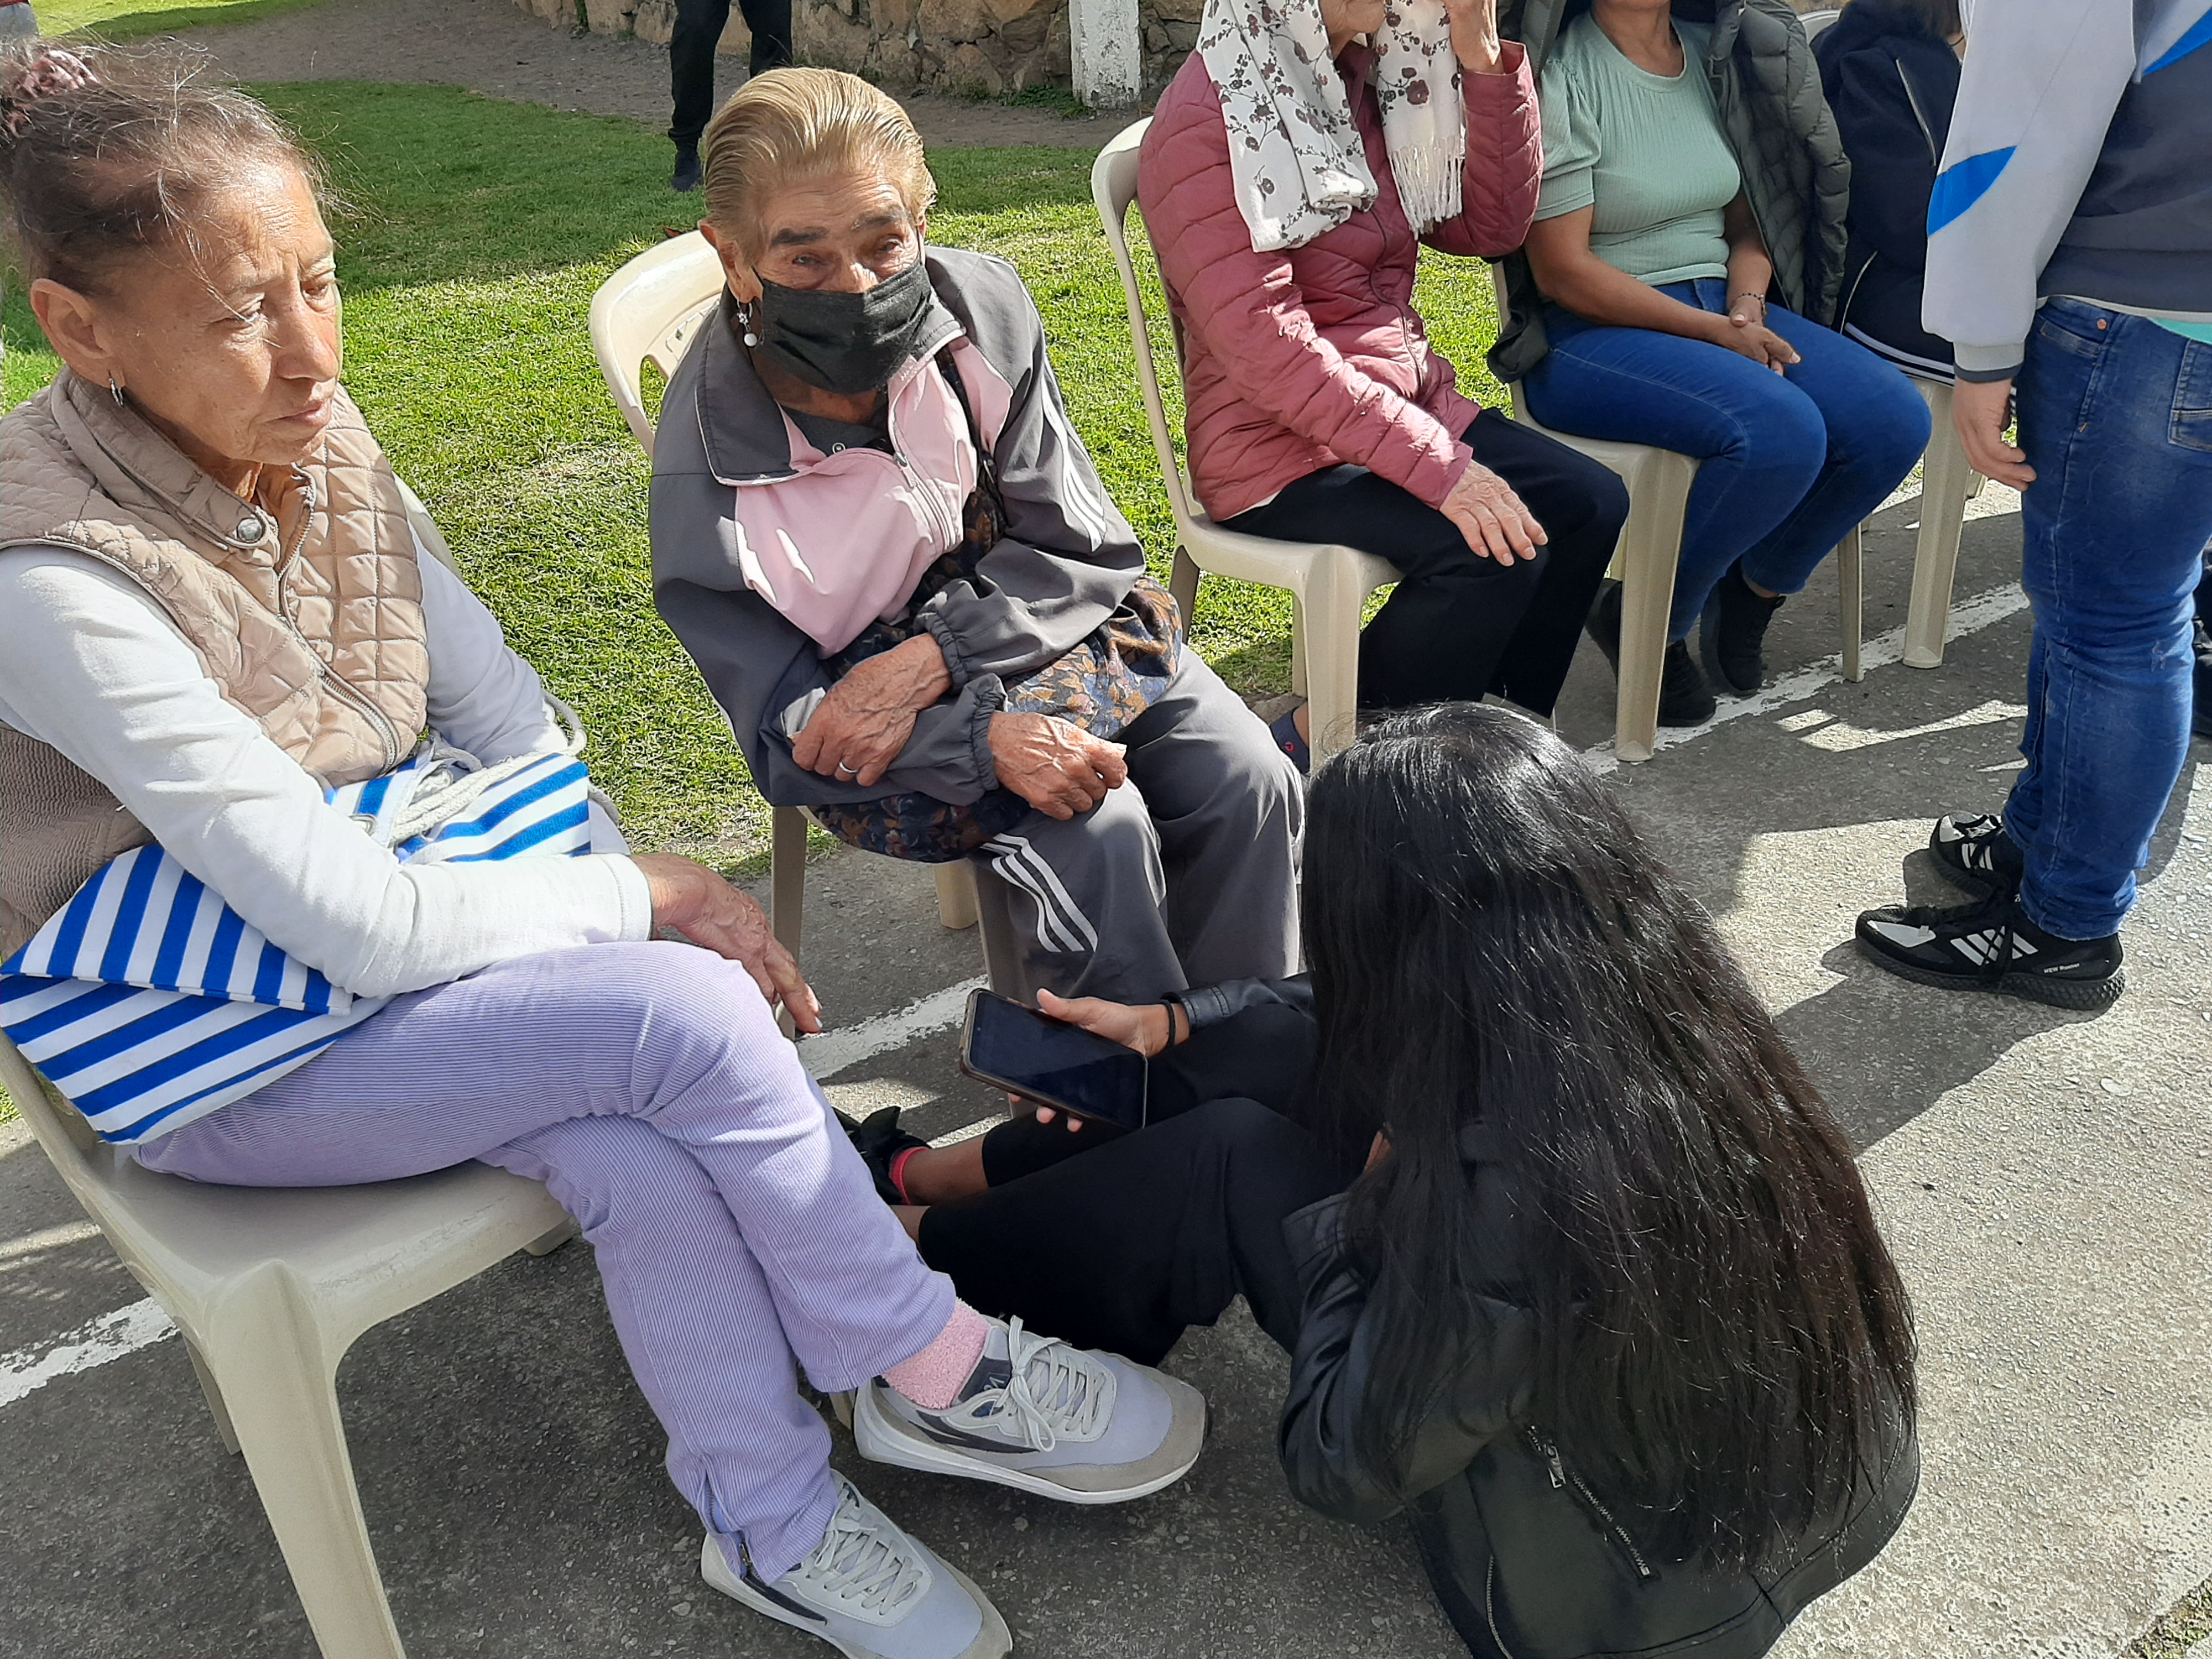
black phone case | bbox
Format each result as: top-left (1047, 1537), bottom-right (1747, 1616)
top-left (956, 989), bottom-right (1149, 1130)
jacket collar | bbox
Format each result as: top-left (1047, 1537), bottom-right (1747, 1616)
top-left (695, 253), bottom-right (969, 487)
top-left (46, 369), bottom-right (305, 565)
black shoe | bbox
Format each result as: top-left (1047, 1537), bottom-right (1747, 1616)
top-left (1929, 811), bottom-right (2025, 894)
top-left (672, 144), bottom-right (702, 194)
top-left (1855, 891), bottom-right (2124, 1009)
top-left (1584, 583), bottom-right (1718, 728)
top-left (2192, 616), bottom-right (2211, 739)
top-left (1699, 563), bottom-right (1786, 695)
top-left (836, 1106), bottom-right (927, 1204)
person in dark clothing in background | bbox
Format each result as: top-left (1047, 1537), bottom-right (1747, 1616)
top-left (1813, 0), bottom-right (1964, 378)
top-left (667, 0), bottom-right (792, 192)
top-left (859, 704), bottom-right (1921, 1659)
top-left (2197, 546), bottom-right (2212, 739)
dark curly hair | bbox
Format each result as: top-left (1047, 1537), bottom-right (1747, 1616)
top-left (0, 38), bottom-right (317, 293)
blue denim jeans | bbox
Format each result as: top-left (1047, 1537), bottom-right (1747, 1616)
top-left (2002, 299), bottom-right (2212, 940)
top-left (1521, 277), bottom-right (1932, 640)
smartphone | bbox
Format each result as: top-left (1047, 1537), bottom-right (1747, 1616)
top-left (957, 989), bottom-right (1149, 1132)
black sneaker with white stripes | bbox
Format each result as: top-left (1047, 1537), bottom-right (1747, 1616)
top-left (1928, 811), bottom-right (2024, 894)
top-left (1855, 891), bottom-right (2124, 1009)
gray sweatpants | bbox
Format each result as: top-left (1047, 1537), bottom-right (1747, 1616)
top-left (969, 653), bottom-right (1301, 1004)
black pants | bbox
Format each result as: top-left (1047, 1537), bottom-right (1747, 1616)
top-left (917, 1003), bottom-right (1348, 1364)
top-left (669, 0), bottom-right (794, 148)
top-left (1224, 409), bottom-right (1628, 714)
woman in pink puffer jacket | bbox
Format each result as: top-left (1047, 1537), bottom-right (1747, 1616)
top-left (1139, 0), bottom-right (1627, 764)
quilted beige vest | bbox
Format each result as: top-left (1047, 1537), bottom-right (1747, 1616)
top-left (1, 371), bottom-right (429, 958)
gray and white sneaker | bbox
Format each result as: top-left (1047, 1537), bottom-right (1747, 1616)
top-left (700, 1474), bottom-right (1009, 1659)
top-left (854, 1315), bottom-right (1204, 1504)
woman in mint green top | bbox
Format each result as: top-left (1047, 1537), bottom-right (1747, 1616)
top-left (1516, 0), bottom-right (1929, 726)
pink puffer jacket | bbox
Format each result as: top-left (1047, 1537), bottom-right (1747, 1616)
top-left (1138, 43), bottom-right (1541, 523)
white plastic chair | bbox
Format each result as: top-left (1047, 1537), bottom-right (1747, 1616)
top-left (2, 1034), bottom-right (575, 1659)
top-left (1, 489), bottom-right (581, 1659)
top-left (1895, 374), bottom-right (1983, 667)
top-left (587, 232), bottom-right (982, 959)
top-left (1484, 268), bottom-right (1713, 760)
top-left (1091, 120), bottom-right (1400, 762)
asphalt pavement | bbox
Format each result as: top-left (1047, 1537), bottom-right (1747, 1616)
top-left (3, 481), bottom-right (2209, 1658)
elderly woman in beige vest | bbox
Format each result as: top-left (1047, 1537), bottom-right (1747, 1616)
top-left (0, 44), bottom-right (1201, 1659)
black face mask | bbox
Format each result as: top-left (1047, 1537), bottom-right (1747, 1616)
top-left (748, 261), bottom-right (935, 396)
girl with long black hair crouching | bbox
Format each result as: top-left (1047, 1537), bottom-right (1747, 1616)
top-left (885, 702), bottom-right (1919, 1658)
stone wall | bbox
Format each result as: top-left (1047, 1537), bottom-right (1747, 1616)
top-left (514, 0), bottom-right (1194, 98)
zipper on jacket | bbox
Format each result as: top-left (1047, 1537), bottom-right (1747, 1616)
top-left (1523, 1426), bottom-right (1656, 1580)
top-left (881, 354), bottom-right (971, 552)
top-left (269, 469), bottom-right (406, 771)
top-left (1484, 1558), bottom-right (1522, 1659)
top-left (1892, 56), bottom-right (1940, 165)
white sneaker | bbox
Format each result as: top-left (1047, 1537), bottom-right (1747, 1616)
top-left (700, 1474), bottom-right (1010, 1659)
top-left (854, 1315), bottom-right (1205, 1504)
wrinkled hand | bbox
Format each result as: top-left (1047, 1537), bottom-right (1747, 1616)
top-left (1952, 375), bottom-right (2034, 489)
top-left (1440, 462), bottom-right (1548, 564)
top-left (1442, 0), bottom-right (1504, 72)
top-left (633, 852), bottom-right (822, 1034)
top-left (1718, 310), bottom-right (1801, 374)
top-left (988, 713), bottom-right (1128, 820)
top-left (1036, 987), bottom-right (1173, 1056)
top-left (791, 637), bottom-right (951, 788)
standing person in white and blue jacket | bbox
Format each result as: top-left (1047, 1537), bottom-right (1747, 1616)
top-left (1854, 0), bottom-right (2212, 1008)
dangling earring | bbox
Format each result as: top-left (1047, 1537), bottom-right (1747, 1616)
top-left (108, 374), bottom-right (127, 408)
top-left (738, 302), bottom-right (760, 348)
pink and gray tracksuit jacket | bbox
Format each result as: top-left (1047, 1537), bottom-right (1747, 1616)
top-left (648, 248), bottom-right (1145, 812)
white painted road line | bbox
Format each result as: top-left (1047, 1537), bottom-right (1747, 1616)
top-left (797, 975), bottom-right (987, 1082)
top-left (1582, 581), bottom-right (2032, 776)
top-left (0, 1298), bottom-right (175, 1411)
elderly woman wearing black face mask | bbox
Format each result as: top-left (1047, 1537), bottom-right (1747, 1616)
top-left (650, 70), bottom-right (1304, 1081)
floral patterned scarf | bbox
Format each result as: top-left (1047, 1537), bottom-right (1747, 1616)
top-left (1196, 0), bottom-right (1465, 252)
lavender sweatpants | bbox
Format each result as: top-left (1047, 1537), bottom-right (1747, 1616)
top-left (133, 940), bottom-right (956, 1581)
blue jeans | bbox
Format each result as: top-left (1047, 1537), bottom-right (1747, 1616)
top-left (1521, 278), bottom-right (1932, 641)
top-left (2002, 299), bottom-right (2212, 940)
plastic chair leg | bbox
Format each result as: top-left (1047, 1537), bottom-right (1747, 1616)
top-left (1288, 593), bottom-right (1310, 699)
top-left (1169, 548), bottom-right (1200, 632)
top-left (1298, 559), bottom-right (1365, 763)
top-left (1905, 419), bottom-right (1975, 670)
top-left (933, 863), bottom-right (979, 931)
top-left (214, 1332), bottom-right (408, 1659)
top-left (1837, 524), bottom-right (1865, 684)
top-left (1613, 467), bottom-right (1690, 763)
top-left (521, 1217), bottom-right (580, 1256)
top-left (185, 1337), bottom-right (242, 1457)
top-left (770, 807), bottom-right (807, 957)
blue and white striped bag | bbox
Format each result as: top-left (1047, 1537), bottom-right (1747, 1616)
top-left (1, 740), bottom-right (593, 1145)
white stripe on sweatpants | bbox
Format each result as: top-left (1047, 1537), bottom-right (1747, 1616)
top-left (984, 835), bottom-right (1099, 953)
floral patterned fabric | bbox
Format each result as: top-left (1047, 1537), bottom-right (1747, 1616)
top-left (805, 358), bottom-right (1184, 864)
top-left (1196, 0), bottom-right (1467, 251)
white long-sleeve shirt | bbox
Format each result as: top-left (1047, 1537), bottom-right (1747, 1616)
top-left (0, 540), bottom-right (655, 998)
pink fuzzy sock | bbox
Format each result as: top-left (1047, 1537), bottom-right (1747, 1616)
top-left (883, 1301), bottom-right (993, 1410)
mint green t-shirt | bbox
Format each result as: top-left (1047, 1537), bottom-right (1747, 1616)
top-left (1533, 16), bottom-right (1743, 286)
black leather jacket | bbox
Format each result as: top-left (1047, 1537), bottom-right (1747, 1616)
top-left (1275, 1130), bottom-right (1919, 1659)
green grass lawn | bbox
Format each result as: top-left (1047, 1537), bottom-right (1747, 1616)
top-left (1, 79), bottom-right (1506, 860)
top-left (32, 0), bottom-right (327, 38)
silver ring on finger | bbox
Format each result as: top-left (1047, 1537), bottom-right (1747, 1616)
top-left (837, 762), bottom-right (860, 778)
